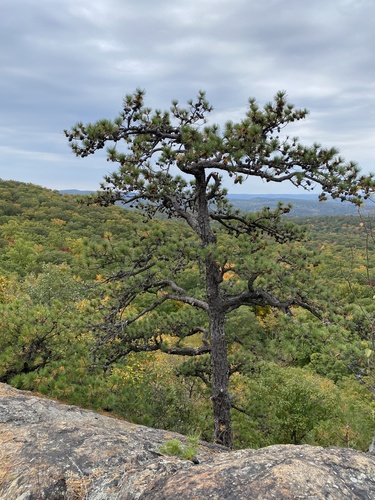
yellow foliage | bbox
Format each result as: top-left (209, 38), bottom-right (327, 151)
top-left (33, 244), bottom-right (43, 254)
top-left (317, 377), bottom-right (335, 392)
top-left (221, 262), bottom-right (239, 282)
top-left (354, 265), bottom-right (367, 272)
top-left (76, 299), bottom-right (90, 312)
top-left (51, 218), bottom-right (66, 225)
top-left (112, 365), bottom-right (145, 384)
top-left (0, 276), bottom-right (8, 298)
top-left (230, 372), bottom-right (247, 397)
top-left (223, 270), bottom-right (237, 281)
top-left (0, 276), bottom-right (16, 303)
top-left (111, 353), bottom-right (157, 384)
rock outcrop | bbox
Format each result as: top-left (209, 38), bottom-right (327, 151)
top-left (369, 434), bottom-right (375, 455)
top-left (1, 382), bottom-right (375, 499)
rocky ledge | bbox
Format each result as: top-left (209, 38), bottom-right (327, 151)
top-left (0, 382), bottom-right (374, 499)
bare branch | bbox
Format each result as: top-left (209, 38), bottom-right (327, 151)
top-left (161, 344), bottom-right (211, 356)
top-left (224, 286), bottom-right (322, 320)
top-left (153, 279), bottom-right (209, 311)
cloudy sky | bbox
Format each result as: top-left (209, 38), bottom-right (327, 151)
top-left (1, 0), bottom-right (375, 194)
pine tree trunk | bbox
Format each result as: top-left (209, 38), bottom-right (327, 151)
top-left (195, 171), bottom-right (232, 448)
top-left (209, 306), bottom-right (232, 447)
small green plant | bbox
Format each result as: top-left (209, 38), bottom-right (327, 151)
top-left (159, 434), bottom-right (200, 461)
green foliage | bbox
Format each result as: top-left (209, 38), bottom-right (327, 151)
top-left (24, 263), bottom-right (85, 305)
top-left (0, 262), bottom-right (88, 383)
top-left (231, 363), bottom-right (374, 451)
top-left (2, 238), bottom-right (38, 276)
top-left (159, 434), bottom-right (200, 461)
top-left (0, 180), bottom-right (374, 451)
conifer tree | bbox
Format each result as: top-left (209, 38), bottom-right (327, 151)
top-left (65, 90), bottom-right (374, 447)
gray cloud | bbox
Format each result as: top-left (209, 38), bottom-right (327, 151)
top-left (1, 0), bottom-right (374, 192)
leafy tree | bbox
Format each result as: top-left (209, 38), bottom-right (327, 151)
top-left (65, 89), bottom-right (374, 447)
top-left (0, 265), bottom-right (86, 383)
top-left (231, 363), bottom-right (375, 450)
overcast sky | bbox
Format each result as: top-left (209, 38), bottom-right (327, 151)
top-left (1, 0), bottom-right (375, 194)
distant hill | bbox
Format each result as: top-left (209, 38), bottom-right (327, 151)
top-left (59, 190), bottom-right (374, 217)
top-left (59, 189), bottom-right (94, 196)
top-left (227, 195), bottom-right (374, 217)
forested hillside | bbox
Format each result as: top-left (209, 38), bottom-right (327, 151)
top-left (60, 190), bottom-right (374, 217)
top-left (227, 195), bottom-right (375, 217)
top-left (0, 179), bottom-right (374, 450)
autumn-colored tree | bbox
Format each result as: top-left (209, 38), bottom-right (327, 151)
top-left (65, 90), bottom-right (374, 447)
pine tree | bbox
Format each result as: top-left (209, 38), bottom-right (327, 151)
top-left (65, 90), bottom-right (374, 447)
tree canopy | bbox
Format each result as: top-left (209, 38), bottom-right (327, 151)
top-left (65, 90), bottom-right (374, 447)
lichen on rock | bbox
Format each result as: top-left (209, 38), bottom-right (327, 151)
top-left (1, 383), bottom-right (374, 499)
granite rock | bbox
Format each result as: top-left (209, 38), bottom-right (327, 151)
top-left (1, 383), bottom-right (374, 499)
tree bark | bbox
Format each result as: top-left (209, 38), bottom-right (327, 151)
top-left (209, 305), bottom-right (232, 447)
top-left (205, 254), bottom-right (232, 447)
top-left (195, 170), bottom-right (233, 448)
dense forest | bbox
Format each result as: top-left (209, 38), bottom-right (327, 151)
top-left (0, 179), bottom-right (374, 450)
